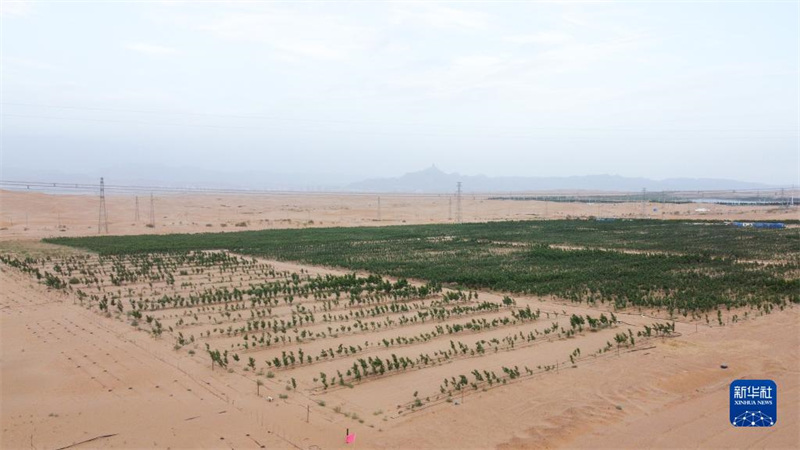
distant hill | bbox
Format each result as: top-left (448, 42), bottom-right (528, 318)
top-left (347, 166), bottom-right (773, 193)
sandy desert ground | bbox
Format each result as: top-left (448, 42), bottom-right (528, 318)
top-left (1, 190), bottom-right (798, 449)
top-left (0, 189), bottom-right (797, 240)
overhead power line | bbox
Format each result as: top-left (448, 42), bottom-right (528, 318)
top-left (0, 179), bottom-right (795, 199)
top-left (0, 180), bottom-right (454, 198)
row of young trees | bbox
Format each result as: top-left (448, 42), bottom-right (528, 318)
top-left (194, 294), bottom-right (512, 347)
top-left (297, 312), bottom-right (625, 391)
top-left (408, 320), bottom-right (677, 411)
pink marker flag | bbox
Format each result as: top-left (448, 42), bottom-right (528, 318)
top-left (345, 433), bottom-right (356, 444)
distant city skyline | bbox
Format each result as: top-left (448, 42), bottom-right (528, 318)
top-left (2, 1), bottom-right (798, 185)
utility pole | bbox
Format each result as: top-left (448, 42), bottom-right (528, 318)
top-left (456, 182), bottom-right (462, 224)
top-left (377, 196), bottom-right (381, 221)
top-left (135, 196), bottom-right (140, 221)
top-left (98, 177), bottom-right (108, 234)
top-left (148, 193), bottom-right (155, 228)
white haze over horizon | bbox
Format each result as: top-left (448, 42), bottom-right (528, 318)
top-left (1, 1), bottom-right (798, 186)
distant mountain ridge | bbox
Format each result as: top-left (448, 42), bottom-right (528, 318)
top-left (346, 166), bottom-right (773, 193)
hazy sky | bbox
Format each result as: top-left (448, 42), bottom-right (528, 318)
top-left (2, 1), bottom-right (798, 184)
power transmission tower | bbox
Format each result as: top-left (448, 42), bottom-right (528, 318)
top-left (456, 182), bottom-right (463, 224)
top-left (135, 196), bottom-right (140, 221)
top-left (377, 196), bottom-right (381, 221)
top-left (641, 188), bottom-right (646, 218)
top-left (448, 197), bottom-right (452, 221)
top-left (98, 177), bottom-right (109, 234)
top-left (148, 193), bottom-right (155, 227)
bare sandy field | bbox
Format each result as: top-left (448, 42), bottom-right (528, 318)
top-left (1, 189), bottom-right (796, 240)
top-left (2, 242), bottom-right (798, 449)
